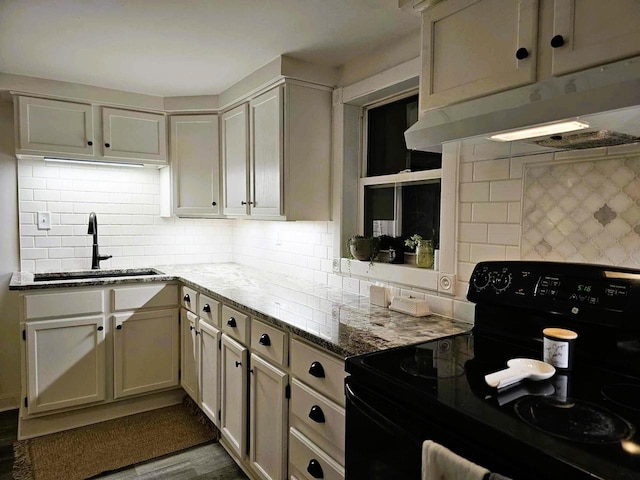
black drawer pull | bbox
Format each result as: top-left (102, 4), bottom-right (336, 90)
top-left (183, 294), bottom-right (190, 302)
top-left (308, 405), bottom-right (325, 423)
top-left (259, 333), bottom-right (271, 346)
top-left (202, 304), bottom-right (211, 313)
top-left (307, 459), bottom-right (324, 479)
top-left (227, 317), bottom-right (237, 328)
top-left (116, 325), bottom-right (122, 330)
top-left (97, 326), bottom-right (104, 331)
top-left (550, 34), bottom-right (565, 48)
top-left (309, 361), bottom-right (325, 378)
top-left (515, 47), bottom-right (529, 60)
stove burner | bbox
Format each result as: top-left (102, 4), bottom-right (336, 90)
top-left (399, 355), bottom-right (465, 379)
top-left (514, 396), bottom-right (634, 444)
top-left (602, 384), bottom-right (640, 412)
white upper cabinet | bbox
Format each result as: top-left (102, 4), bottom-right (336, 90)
top-left (250, 87), bottom-right (284, 218)
top-left (170, 115), bottom-right (221, 217)
top-left (420, 0), bottom-right (538, 112)
top-left (102, 107), bottom-right (167, 164)
top-left (419, 0), bottom-right (640, 112)
top-left (17, 97), bottom-right (95, 157)
top-left (16, 96), bottom-right (168, 165)
top-left (221, 81), bottom-right (332, 221)
top-left (222, 104), bottom-right (250, 216)
top-left (550, 0), bottom-right (640, 76)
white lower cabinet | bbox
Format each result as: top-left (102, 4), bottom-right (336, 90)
top-left (181, 309), bottom-right (199, 401)
top-left (249, 353), bottom-right (288, 480)
top-left (199, 318), bottom-right (221, 425)
top-left (113, 309), bottom-right (180, 398)
top-left (25, 315), bottom-right (106, 415)
top-left (289, 427), bottom-right (344, 480)
top-left (220, 333), bottom-right (248, 458)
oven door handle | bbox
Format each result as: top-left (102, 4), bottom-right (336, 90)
top-left (345, 382), bottom-right (420, 442)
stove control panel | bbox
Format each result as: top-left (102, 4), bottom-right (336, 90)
top-left (467, 261), bottom-right (640, 322)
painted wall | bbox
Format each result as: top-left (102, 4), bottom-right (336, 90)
top-left (0, 100), bottom-right (21, 411)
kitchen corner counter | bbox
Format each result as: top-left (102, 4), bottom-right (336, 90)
top-left (10, 263), bottom-right (472, 357)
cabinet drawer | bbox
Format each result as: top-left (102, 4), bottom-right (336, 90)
top-left (181, 286), bottom-right (198, 312)
top-left (198, 293), bottom-right (220, 327)
top-left (250, 319), bottom-right (287, 367)
top-left (290, 378), bottom-right (345, 465)
top-left (290, 338), bottom-right (345, 406)
top-left (25, 290), bottom-right (104, 319)
top-left (221, 305), bottom-right (250, 344)
top-left (112, 284), bottom-right (178, 311)
top-left (289, 428), bottom-right (344, 480)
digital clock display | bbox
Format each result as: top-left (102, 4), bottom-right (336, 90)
top-left (577, 284), bottom-right (592, 293)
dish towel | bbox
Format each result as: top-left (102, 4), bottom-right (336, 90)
top-left (422, 440), bottom-right (490, 480)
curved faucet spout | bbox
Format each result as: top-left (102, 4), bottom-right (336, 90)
top-left (87, 212), bottom-right (110, 269)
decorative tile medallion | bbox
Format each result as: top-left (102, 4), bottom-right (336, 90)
top-left (522, 156), bottom-right (640, 266)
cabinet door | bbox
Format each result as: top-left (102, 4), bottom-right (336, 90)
top-left (222, 104), bottom-right (250, 216)
top-left (220, 334), bottom-right (248, 458)
top-left (102, 107), bottom-right (167, 164)
top-left (170, 115), bottom-right (221, 216)
top-left (249, 354), bottom-right (288, 480)
top-left (420, 0), bottom-right (538, 112)
top-left (250, 87), bottom-right (284, 217)
top-left (17, 96), bottom-right (95, 156)
top-left (25, 315), bottom-right (105, 415)
top-left (551, 0), bottom-right (640, 76)
top-left (199, 319), bottom-right (221, 426)
top-left (181, 309), bottom-right (199, 402)
top-left (113, 309), bottom-right (179, 398)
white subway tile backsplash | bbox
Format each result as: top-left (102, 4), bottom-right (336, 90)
top-left (459, 182), bottom-right (490, 203)
top-left (459, 223), bottom-right (488, 243)
top-left (473, 158), bottom-right (510, 181)
top-left (471, 203), bottom-right (508, 223)
top-left (470, 244), bottom-right (506, 262)
top-left (489, 179), bottom-right (522, 202)
top-left (487, 224), bottom-right (521, 246)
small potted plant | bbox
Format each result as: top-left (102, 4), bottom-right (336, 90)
top-left (346, 235), bottom-right (380, 265)
top-left (404, 234), bottom-right (434, 268)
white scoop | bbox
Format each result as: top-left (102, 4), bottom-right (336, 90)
top-left (485, 358), bottom-right (556, 389)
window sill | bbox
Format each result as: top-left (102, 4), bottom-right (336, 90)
top-left (340, 258), bottom-right (441, 292)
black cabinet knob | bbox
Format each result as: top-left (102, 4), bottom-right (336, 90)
top-left (550, 34), bottom-right (565, 48)
top-left (189, 325), bottom-right (194, 331)
top-left (235, 361), bottom-right (242, 367)
top-left (183, 294), bottom-right (190, 302)
top-left (87, 141), bottom-right (93, 146)
top-left (211, 201), bottom-right (217, 206)
top-left (227, 317), bottom-right (237, 328)
top-left (116, 325), bottom-right (122, 330)
top-left (308, 361), bottom-right (325, 378)
top-left (258, 333), bottom-right (271, 346)
top-left (195, 330), bottom-right (200, 336)
top-left (308, 405), bottom-right (325, 423)
top-left (307, 459), bottom-right (324, 479)
top-left (203, 304), bottom-right (211, 313)
top-left (515, 47), bottom-right (529, 60)
top-left (104, 143), bottom-right (111, 148)
top-left (97, 326), bottom-right (104, 331)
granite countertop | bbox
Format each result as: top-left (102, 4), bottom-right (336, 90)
top-left (10, 263), bottom-right (472, 357)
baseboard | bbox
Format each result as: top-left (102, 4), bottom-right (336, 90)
top-left (17, 388), bottom-right (184, 440)
top-left (0, 393), bottom-right (20, 412)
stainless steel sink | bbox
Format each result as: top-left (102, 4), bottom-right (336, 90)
top-left (33, 268), bottom-right (161, 282)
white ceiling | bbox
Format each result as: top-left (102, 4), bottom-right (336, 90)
top-left (0, 0), bottom-right (420, 97)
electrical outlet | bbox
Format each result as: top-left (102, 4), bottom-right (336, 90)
top-left (332, 258), bottom-right (340, 273)
top-left (37, 211), bottom-right (51, 230)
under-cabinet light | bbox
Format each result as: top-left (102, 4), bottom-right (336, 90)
top-left (489, 121), bottom-right (590, 142)
top-left (44, 158), bottom-right (144, 168)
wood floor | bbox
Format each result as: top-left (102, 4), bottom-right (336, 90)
top-left (0, 409), bottom-right (249, 480)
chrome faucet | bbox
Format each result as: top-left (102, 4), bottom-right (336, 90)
top-left (87, 212), bottom-right (112, 269)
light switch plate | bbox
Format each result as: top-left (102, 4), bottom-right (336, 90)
top-left (37, 211), bottom-right (51, 230)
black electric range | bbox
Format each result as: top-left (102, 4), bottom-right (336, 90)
top-left (345, 261), bottom-right (640, 480)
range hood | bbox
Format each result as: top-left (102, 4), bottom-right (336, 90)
top-left (405, 58), bottom-right (640, 154)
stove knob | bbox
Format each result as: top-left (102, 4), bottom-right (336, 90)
top-left (493, 272), bottom-right (513, 292)
top-left (472, 271), bottom-right (491, 291)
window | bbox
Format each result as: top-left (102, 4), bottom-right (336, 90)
top-left (359, 94), bottom-right (442, 259)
